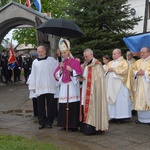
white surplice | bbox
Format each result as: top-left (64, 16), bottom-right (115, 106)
top-left (27, 75), bottom-right (36, 99)
top-left (29, 57), bottom-right (58, 97)
top-left (106, 59), bottom-right (132, 119)
top-left (127, 58), bottom-right (136, 110)
top-left (55, 70), bottom-right (80, 103)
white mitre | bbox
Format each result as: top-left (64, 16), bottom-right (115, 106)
top-left (58, 38), bottom-right (70, 51)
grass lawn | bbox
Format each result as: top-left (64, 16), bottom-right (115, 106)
top-left (0, 134), bottom-right (60, 150)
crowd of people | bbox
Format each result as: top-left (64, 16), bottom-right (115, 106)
top-left (0, 50), bottom-right (35, 84)
top-left (103, 47), bottom-right (150, 125)
top-left (28, 38), bottom-right (150, 135)
top-left (2, 38), bottom-right (150, 135)
top-left (27, 38), bottom-right (109, 135)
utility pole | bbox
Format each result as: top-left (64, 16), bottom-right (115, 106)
top-left (143, 0), bottom-right (149, 33)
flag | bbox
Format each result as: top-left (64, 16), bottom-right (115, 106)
top-left (8, 43), bottom-right (16, 70)
top-left (34, 0), bottom-right (41, 12)
top-left (123, 32), bottom-right (150, 53)
top-left (26, 0), bottom-right (31, 7)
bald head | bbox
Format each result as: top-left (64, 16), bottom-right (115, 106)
top-left (112, 48), bottom-right (122, 60)
top-left (37, 46), bottom-right (47, 58)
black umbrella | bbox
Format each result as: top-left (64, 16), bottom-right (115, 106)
top-left (36, 18), bottom-right (84, 38)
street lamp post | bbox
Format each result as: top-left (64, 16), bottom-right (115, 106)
top-left (143, 0), bottom-right (149, 33)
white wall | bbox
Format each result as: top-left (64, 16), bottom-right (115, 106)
top-left (127, 0), bottom-right (150, 33)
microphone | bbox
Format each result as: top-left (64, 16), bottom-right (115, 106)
top-left (61, 57), bottom-right (64, 62)
top-left (60, 57), bottom-right (64, 71)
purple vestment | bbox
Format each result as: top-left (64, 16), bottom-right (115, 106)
top-left (54, 57), bottom-right (82, 83)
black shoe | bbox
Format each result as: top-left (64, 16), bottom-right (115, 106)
top-left (47, 124), bottom-right (52, 128)
top-left (132, 110), bottom-right (137, 116)
top-left (33, 115), bottom-right (38, 118)
top-left (9, 80), bottom-right (13, 83)
top-left (109, 119), bottom-right (116, 123)
top-left (135, 120), bottom-right (140, 124)
top-left (60, 128), bottom-right (66, 131)
top-left (68, 128), bottom-right (78, 132)
top-left (135, 120), bottom-right (150, 125)
top-left (115, 119), bottom-right (123, 124)
top-left (39, 124), bottom-right (46, 129)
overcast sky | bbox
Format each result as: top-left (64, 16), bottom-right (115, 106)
top-left (4, 29), bottom-right (18, 46)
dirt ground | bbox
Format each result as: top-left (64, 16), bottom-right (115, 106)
top-left (0, 82), bottom-right (150, 150)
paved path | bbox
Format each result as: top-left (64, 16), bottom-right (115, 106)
top-left (0, 83), bottom-right (150, 150)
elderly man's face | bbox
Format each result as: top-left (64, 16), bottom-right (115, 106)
top-left (112, 50), bottom-right (121, 60)
top-left (140, 48), bottom-right (150, 59)
top-left (83, 51), bottom-right (93, 62)
top-left (37, 47), bottom-right (46, 58)
top-left (126, 52), bottom-right (133, 61)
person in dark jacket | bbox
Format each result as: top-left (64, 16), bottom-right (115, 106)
top-left (22, 53), bottom-right (32, 83)
top-left (14, 51), bottom-right (22, 82)
top-left (1, 50), bottom-right (9, 83)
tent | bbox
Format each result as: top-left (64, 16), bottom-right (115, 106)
top-left (123, 32), bottom-right (150, 53)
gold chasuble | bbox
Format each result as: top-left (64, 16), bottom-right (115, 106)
top-left (83, 59), bottom-right (109, 131)
top-left (132, 58), bottom-right (150, 110)
top-left (107, 56), bottom-right (134, 102)
top-left (129, 58), bottom-right (136, 67)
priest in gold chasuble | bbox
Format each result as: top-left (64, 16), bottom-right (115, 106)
top-left (126, 51), bottom-right (136, 111)
top-left (105, 49), bottom-right (133, 123)
top-left (132, 47), bottom-right (150, 124)
top-left (80, 49), bottom-right (109, 135)
top-left (126, 51), bottom-right (136, 68)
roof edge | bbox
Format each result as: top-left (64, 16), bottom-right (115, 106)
top-left (0, 1), bottom-right (51, 20)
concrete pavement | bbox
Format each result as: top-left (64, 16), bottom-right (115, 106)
top-left (0, 82), bottom-right (150, 150)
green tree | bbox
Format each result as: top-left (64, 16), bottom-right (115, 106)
top-left (42, 0), bottom-right (69, 18)
top-left (0, 0), bottom-right (9, 7)
top-left (0, 44), bottom-right (5, 51)
top-left (12, 28), bottom-right (36, 46)
top-left (1, 38), bottom-right (11, 50)
top-left (65, 0), bottom-right (142, 59)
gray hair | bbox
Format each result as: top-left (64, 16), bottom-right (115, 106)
top-left (141, 47), bottom-right (150, 52)
top-left (113, 48), bottom-right (122, 55)
top-left (83, 48), bottom-right (93, 55)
